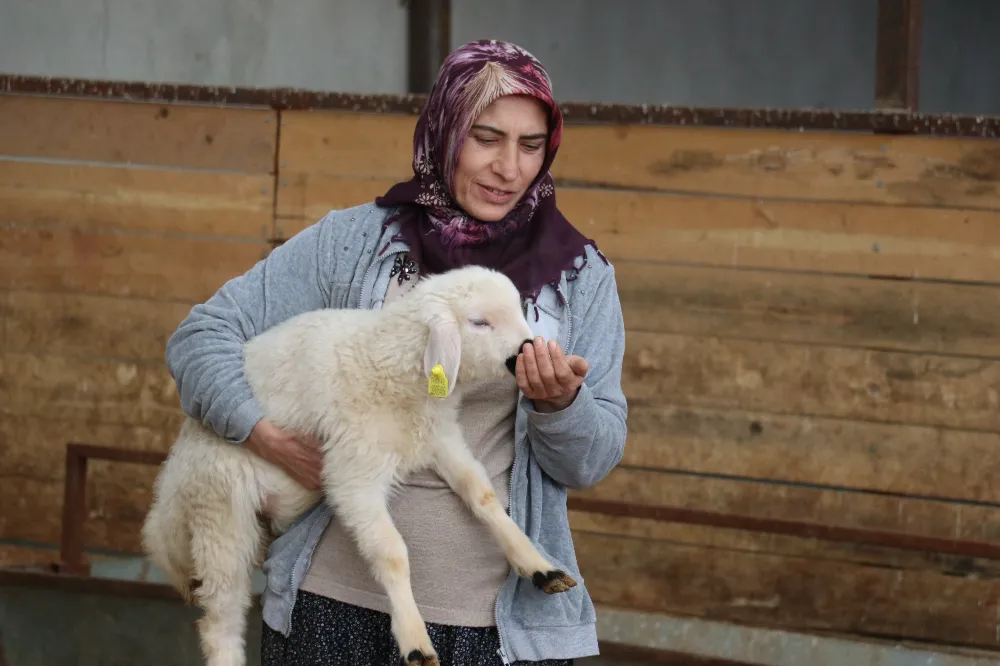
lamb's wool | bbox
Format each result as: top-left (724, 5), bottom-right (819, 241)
top-left (141, 266), bottom-right (578, 666)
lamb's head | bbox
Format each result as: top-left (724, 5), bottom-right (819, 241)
top-left (415, 265), bottom-right (534, 398)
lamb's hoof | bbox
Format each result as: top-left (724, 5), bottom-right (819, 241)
top-left (532, 569), bottom-right (577, 594)
top-left (401, 649), bottom-right (439, 666)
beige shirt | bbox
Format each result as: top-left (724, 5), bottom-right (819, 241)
top-left (299, 261), bottom-right (519, 626)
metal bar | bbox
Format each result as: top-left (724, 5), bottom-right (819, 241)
top-left (566, 497), bottom-right (1000, 560)
top-left (407, 0), bottom-right (451, 94)
top-left (875, 0), bottom-right (923, 110)
top-left (56, 444), bottom-right (166, 575)
top-left (3, 74), bottom-right (997, 137)
top-left (58, 447), bottom-right (88, 575)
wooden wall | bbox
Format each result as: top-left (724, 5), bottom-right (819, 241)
top-left (4, 90), bottom-right (1000, 653)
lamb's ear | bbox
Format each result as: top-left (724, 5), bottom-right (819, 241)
top-left (423, 308), bottom-right (461, 397)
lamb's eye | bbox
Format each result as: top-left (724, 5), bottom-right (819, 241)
top-left (469, 317), bottom-right (490, 328)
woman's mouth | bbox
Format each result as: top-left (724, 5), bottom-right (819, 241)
top-left (478, 183), bottom-right (515, 205)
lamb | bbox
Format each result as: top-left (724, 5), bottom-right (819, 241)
top-left (140, 265), bottom-right (579, 666)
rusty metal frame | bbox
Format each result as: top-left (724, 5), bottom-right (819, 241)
top-left (56, 441), bottom-right (1000, 577)
top-left (2, 72), bottom-right (998, 137)
top-left (58, 443), bottom-right (166, 575)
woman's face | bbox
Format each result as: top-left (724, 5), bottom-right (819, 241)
top-left (452, 94), bottom-right (549, 222)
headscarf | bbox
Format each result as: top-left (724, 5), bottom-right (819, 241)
top-left (374, 39), bottom-right (604, 306)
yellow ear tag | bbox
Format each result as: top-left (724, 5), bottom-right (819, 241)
top-left (428, 364), bottom-right (449, 398)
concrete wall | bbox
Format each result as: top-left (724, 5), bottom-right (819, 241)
top-left (0, 2), bottom-right (996, 110)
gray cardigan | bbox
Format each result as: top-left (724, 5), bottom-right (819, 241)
top-left (164, 202), bottom-right (628, 663)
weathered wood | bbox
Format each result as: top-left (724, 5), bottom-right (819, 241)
top-left (622, 404), bottom-right (1000, 505)
top-left (615, 261), bottom-right (1000, 357)
top-left (573, 468), bottom-right (1000, 544)
top-left (0, 225), bottom-right (267, 302)
top-left (623, 330), bottom-right (1000, 432)
top-left (0, 475), bottom-right (151, 553)
top-left (0, 161), bottom-right (273, 238)
top-left (574, 530), bottom-right (1000, 649)
top-left (0, 95), bottom-right (277, 173)
top-left (569, 511), bottom-right (1000, 580)
top-left (554, 124), bottom-right (1000, 210)
top-left (559, 188), bottom-right (1000, 282)
top-left (273, 175), bottom-right (1000, 282)
top-left (2, 291), bottom-right (192, 363)
top-left (0, 353), bottom-right (184, 431)
top-left (0, 414), bottom-right (173, 482)
top-left (276, 110), bottom-right (1000, 210)
top-left (0, 545), bottom-right (58, 568)
top-left (275, 175), bottom-right (395, 236)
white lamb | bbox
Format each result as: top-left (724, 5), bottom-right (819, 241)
top-left (141, 265), bottom-right (579, 666)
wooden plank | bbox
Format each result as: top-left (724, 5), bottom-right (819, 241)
top-left (275, 176), bottom-right (1000, 282)
top-left (275, 109), bottom-right (1000, 210)
top-left (615, 261), bottom-right (1000, 357)
top-left (623, 330), bottom-right (1000, 433)
top-left (569, 511), bottom-right (1000, 580)
top-left (1, 291), bottom-right (192, 363)
top-left (275, 175), bottom-right (395, 236)
top-left (574, 530), bottom-right (1000, 649)
top-left (573, 468), bottom-right (1000, 545)
top-left (558, 188), bottom-right (1000, 282)
top-left (0, 95), bottom-right (277, 173)
top-left (0, 225), bottom-right (267, 302)
top-left (0, 414), bottom-right (173, 481)
top-left (0, 161), bottom-right (273, 238)
top-left (0, 353), bottom-right (184, 432)
top-left (0, 545), bottom-right (58, 569)
top-left (554, 124), bottom-right (1000, 210)
top-left (0, 476), bottom-right (150, 554)
top-left (622, 404), bottom-right (1000, 505)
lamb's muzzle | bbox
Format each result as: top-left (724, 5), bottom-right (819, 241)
top-left (504, 338), bottom-right (534, 375)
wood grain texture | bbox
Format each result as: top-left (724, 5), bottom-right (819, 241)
top-left (0, 475), bottom-right (151, 553)
top-left (572, 468), bottom-right (1000, 544)
top-left (554, 123), bottom-right (1000, 210)
top-left (0, 225), bottom-right (267, 301)
top-left (560, 188), bottom-right (1000, 282)
top-left (275, 110), bottom-right (1000, 209)
top-left (574, 530), bottom-right (1000, 649)
top-left (622, 404), bottom-right (1000, 505)
top-left (1, 291), bottom-right (191, 363)
top-left (623, 330), bottom-right (1000, 432)
top-left (272, 174), bottom-right (1000, 282)
top-left (569, 511), bottom-right (1000, 580)
top-left (0, 161), bottom-right (273, 238)
top-left (615, 261), bottom-right (1000, 357)
top-left (0, 95), bottom-right (277, 173)
top-left (0, 353), bottom-right (184, 432)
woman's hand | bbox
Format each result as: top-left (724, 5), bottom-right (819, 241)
top-left (245, 419), bottom-right (325, 490)
top-left (515, 337), bottom-right (589, 413)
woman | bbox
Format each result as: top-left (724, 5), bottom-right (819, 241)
top-left (165, 39), bottom-right (627, 665)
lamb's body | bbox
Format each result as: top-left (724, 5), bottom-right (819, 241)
top-left (142, 266), bottom-right (577, 666)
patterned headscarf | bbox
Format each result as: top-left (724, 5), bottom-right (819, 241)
top-left (375, 39), bottom-right (603, 305)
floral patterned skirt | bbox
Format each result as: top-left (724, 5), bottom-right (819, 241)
top-left (261, 590), bottom-right (574, 666)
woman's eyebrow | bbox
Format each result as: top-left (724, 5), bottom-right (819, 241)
top-left (471, 123), bottom-right (547, 141)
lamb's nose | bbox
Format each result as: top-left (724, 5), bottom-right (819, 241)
top-left (505, 355), bottom-right (518, 375)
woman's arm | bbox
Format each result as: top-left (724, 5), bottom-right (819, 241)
top-left (519, 261), bottom-right (628, 489)
top-left (165, 215), bottom-right (340, 485)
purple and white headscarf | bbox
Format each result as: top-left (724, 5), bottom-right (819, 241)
top-left (375, 39), bottom-right (603, 304)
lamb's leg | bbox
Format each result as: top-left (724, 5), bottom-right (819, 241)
top-left (325, 473), bottom-right (439, 666)
top-left (188, 487), bottom-right (265, 666)
top-left (432, 428), bottom-right (577, 595)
